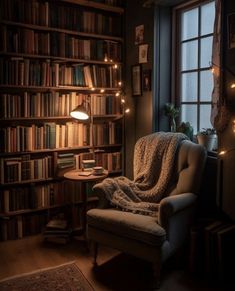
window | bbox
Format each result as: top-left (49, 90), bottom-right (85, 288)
top-left (174, 0), bottom-right (215, 133)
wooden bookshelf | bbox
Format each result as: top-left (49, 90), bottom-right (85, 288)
top-left (0, 0), bottom-right (124, 241)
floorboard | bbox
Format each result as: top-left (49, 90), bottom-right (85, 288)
top-left (0, 235), bottom-right (232, 290)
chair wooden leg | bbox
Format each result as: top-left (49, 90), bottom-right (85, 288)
top-left (92, 241), bottom-right (98, 266)
top-left (152, 262), bottom-right (161, 289)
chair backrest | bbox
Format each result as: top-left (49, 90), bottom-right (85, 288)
top-left (167, 140), bottom-right (207, 196)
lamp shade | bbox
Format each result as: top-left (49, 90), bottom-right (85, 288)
top-left (70, 103), bottom-right (89, 120)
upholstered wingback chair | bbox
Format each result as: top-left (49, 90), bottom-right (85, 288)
top-left (87, 136), bottom-right (207, 288)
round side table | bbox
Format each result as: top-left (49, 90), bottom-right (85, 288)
top-left (64, 169), bottom-right (108, 237)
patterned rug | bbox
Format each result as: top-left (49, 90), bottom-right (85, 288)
top-left (0, 262), bottom-right (94, 291)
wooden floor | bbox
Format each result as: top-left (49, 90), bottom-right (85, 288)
top-left (0, 235), bottom-right (233, 291)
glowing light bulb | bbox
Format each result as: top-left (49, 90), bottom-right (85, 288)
top-left (118, 81), bottom-right (122, 86)
top-left (115, 92), bottom-right (120, 97)
top-left (125, 108), bottom-right (130, 113)
top-left (100, 89), bottom-right (105, 93)
top-left (91, 87), bottom-right (95, 91)
top-left (211, 67), bottom-right (215, 74)
top-left (219, 150), bottom-right (226, 155)
top-left (113, 64), bottom-right (118, 69)
top-left (231, 83), bottom-right (235, 89)
top-left (121, 99), bottom-right (125, 103)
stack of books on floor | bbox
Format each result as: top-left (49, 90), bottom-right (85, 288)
top-left (43, 218), bottom-right (72, 244)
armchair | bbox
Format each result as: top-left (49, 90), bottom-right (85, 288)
top-left (87, 134), bottom-right (207, 288)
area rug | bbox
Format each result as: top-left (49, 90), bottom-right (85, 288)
top-left (0, 262), bottom-right (94, 291)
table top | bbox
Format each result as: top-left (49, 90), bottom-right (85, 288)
top-left (64, 169), bottom-right (108, 182)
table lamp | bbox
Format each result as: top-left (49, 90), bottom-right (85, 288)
top-left (70, 97), bottom-right (95, 161)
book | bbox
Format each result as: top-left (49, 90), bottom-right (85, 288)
top-left (46, 219), bottom-right (68, 230)
top-left (78, 171), bottom-right (92, 176)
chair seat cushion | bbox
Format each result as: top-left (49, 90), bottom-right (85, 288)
top-left (87, 208), bottom-right (166, 246)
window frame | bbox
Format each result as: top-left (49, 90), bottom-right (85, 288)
top-left (172, 0), bottom-right (215, 133)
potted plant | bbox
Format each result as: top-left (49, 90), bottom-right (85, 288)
top-left (164, 103), bottom-right (180, 132)
top-left (177, 122), bottom-right (194, 141)
top-left (196, 128), bottom-right (217, 151)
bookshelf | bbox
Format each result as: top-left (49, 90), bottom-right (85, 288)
top-left (0, 0), bottom-right (124, 241)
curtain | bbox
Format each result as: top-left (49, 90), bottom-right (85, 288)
top-left (210, 0), bottom-right (230, 132)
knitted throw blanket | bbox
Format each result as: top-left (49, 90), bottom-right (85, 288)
top-left (97, 132), bottom-right (188, 216)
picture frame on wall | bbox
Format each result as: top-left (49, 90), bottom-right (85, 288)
top-left (135, 24), bottom-right (144, 45)
top-left (139, 44), bottom-right (148, 63)
top-left (228, 13), bottom-right (235, 49)
top-left (132, 64), bottom-right (142, 96)
top-left (143, 69), bottom-right (151, 91)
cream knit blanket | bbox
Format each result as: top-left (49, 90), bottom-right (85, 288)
top-left (96, 132), bottom-right (188, 216)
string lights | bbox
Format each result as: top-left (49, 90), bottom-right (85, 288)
top-left (210, 61), bottom-right (235, 89)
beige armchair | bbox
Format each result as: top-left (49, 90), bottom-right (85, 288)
top-left (87, 136), bottom-right (207, 288)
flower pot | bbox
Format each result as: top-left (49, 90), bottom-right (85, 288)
top-left (196, 134), bottom-right (217, 151)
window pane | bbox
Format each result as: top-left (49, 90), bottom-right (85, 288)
top-left (200, 105), bottom-right (213, 130)
top-left (181, 72), bottom-right (197, 102)
top-left (181, 104), bottom-right (197, 133)
top-left (200, 36), bottom-right (213, 68)
top-left (181, 8), bottom-right (198, 40)
top-left (181, 40), bottom-right (198, 70)
top-left (200, 70), bottom-right (213, 101)
top-left (201, 2), bottom-right (215, 36)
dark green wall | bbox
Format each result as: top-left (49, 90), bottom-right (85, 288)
top-left (124, 0), bottom-right (154, 178)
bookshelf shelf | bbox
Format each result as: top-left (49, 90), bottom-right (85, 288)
top-left (0, 0), bottom-right (124, 241)
top-left (0, 85), bottom-right (121, 92)
top-left (0, 144), bottom-right (122, 158)
top-left (1, 21), bottom-right (124, 42)
top-left (0, 114), bottom-right (123, 122)
top-left (0, 52), bottom-right (122, 65)
top-left (61, 0), bottom-right (124, 13)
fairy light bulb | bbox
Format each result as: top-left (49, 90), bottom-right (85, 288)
top-left (231, 83), bottom-right (235, 89)
top-left (115, 92), bottom-right (120, 97)
top-left (113, 64), bottom-right (118, 69)
top-left (121, 99), bottom-right (125, 104)
top-left (118, 81), bottom-right (122, 86)
top-left (219, 150), bottom-right (226, 155)
top-left (100, 89), bottom-right (105, 93)
top-left (125, 108), bottom-right (130, 113)
top-left (91, 87), bottom-right (95, 91)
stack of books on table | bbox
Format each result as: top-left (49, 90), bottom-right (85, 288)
top-left (43, 218), bottom-right (72, 244)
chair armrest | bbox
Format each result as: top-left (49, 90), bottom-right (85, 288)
top-left (158, 193), bottom-right (197, 229)
top-left (92, 183), bottom-right (111, 209)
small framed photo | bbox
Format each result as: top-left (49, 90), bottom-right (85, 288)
top-left (131, 64), bottom-right (142, 96)
top-left (143, 69), bottom-right (151, 91)
top-left (135, 24), bottom-right (144, 45)
top-left (228, 13), bottom-right (235, 49)
top-left (139, 44), bottom-right (148, 63)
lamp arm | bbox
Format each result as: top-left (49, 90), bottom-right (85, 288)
top-left (88, 95), bottom-right (95, 160)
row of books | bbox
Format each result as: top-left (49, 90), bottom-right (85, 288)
top-left (0, 1), bottom-right (122, 36)
top-left (0, 213), bottom-right (48, 241)
top-left (0, 181), bottom-right (82, 213)
top-left (0, 92), bottom-right (121, 118)
top-left (1, 27), bottom-right (122, 61)
top-left (0, 121), bottom-right (121, 152)
top-left (0, 58), bottom-right (122, 87)
top-left (0, 155), bottom-right (53, 184)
